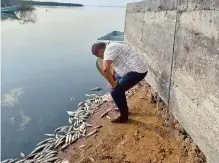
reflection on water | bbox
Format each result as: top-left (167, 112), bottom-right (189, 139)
top-left (17, 10), bottom-right (37, 24)
top-left (20, 110), bottom-right (32, 132)
top-left (1, 6), bottom-right (125, 160)
top-left (1, 10), bottom-right (36, 24)
top-left (1, 87), bottom-right (24, 107)
top-left (1, 12), bottom-right (19, 20)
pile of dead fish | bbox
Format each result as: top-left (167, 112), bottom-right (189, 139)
top-left (1, 93), bottom-right (110, 163)
top-left (2, 86), bottom-right (138, 163)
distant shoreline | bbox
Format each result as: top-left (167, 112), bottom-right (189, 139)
top-left (25, 1), bottom-right (84, 7)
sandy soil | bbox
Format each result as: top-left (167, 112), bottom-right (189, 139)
top-left (59, 83), bottom-right (206, 163)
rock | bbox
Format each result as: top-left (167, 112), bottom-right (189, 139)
top-left (165, 149), bottom-right (172, 155)
top-left (174, 123), bottom-right (186, 134)
top-left (197, 152), bottom-right (206, 162)
top-left (161, 112), bottom-right (170, 119)
top-left (158, 107), bottom-right (164, 111)
top-left (151, 158), bottom-right (158, 163)
top-left (134, 130), bottom-right (139, 137)
top-left (164, 119), bottom-right (171, 126)
top-left (193, 157), bottom-right (203, 163)
top-left (89, 157), bottom-right (95, 162)
top-left (182, 138), bottom-right (192, 148)
top-left (173, 129), bottom-right (185, 141)
top-left (191, 142), bottom-right (198, 150)
top-left (172, 119), bottom-right (178, 125)
top-left (168, 114), bottom-right (175, 123)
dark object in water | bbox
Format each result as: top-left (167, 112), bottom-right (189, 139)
top-left (91, 87), bottom-right (102, 91)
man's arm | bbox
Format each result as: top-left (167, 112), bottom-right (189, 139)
top-left (103, 60), bottom-right (117, 88)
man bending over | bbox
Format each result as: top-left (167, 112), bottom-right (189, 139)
top-left (91, 42), bottom-right (147, 123)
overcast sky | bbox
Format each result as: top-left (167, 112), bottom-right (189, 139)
top-left (57, 0), bottom-right (141, 6)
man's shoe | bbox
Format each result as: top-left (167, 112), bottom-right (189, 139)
top-left (111, 115), bottom-right (128, 123)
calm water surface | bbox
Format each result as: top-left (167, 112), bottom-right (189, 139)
top-left (1, 6), bottom-right (125, 160)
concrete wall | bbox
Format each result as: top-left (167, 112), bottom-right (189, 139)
top-left (125, 0), bottom-right (219, 162)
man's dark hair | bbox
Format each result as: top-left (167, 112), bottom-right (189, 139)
top-left (91, 42), bottom-right (106, 56)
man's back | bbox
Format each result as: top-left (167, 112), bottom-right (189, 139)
top-left (104, 42), bottom-right (147, 77)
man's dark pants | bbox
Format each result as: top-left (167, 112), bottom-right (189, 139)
top-left (111, 71), bottom-right (147, 118)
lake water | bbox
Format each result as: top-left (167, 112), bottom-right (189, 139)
top-left (1, 6), bottom-right (125, 160)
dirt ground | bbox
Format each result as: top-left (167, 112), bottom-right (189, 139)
top-left (59, 83), bottom-right (206, 163)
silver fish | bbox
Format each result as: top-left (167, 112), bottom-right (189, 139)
top-left (86, 129), bottom-right (98, 137)
top-left (61, 144), bottom-right (68, 150)
top-left (78, 101), bottom-right (85, 107)
top-left (45, 133), bottom-right (55, 137)
top-left (66, 111), bottom-right (75, 117)
top-left (29, 143), bottom-right (48, 156)
top-left (20, 152), bottom-right (25, 158)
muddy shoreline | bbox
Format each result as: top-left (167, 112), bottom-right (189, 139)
top-left (59, 82), bottom-right (206, 163)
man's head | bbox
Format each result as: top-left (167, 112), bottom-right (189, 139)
top-left (91, 42), bottom-right (106, 59)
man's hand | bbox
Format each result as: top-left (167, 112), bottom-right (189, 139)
top-left (103, 60), bottom-right (117, 88)
top-left (110, 80), bottom-right (119, 89)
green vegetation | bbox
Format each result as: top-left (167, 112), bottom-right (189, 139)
top-left (18, 0), bottom-right (35, 12)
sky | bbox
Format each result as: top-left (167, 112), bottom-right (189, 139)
top-left (58, 0), bottom-right (141, 6)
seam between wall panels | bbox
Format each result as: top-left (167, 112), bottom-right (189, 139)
top-left (167, 0), bottom-right (180, 109)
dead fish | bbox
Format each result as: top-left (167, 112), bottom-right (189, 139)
top-left (36, 137), bottom-right (54, 146)
top-left (85, 123), bottom-right (93, 127)
top-left (70, 97), bottom-right (75, 101)
top-left (93, 125), bottom-right (102, 129)
top-left (91, 87), bottom-right (102, 91)
top-left (86, 129), bottom-right (98, 137)
top-left (79, 145), bottom-right (85, 148)
top-left (20, 152), bottom-right (25, 158)
top-left (45, 134), bottom-right (55, 137)
top-left (100, 108), bottom-right (112, 118)
top-left (78, 101), bottom-right (85, 107)
top-left (61, 144), bottom-right (69, 150)
top-left (106, 116), bottom-right (111, 120)
top-left (66, 111), bottom-right (75, 117)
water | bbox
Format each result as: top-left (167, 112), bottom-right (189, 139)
top-left (1, 6), bottom-right (125, 160)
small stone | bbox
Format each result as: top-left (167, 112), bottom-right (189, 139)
top-left (184, 137), bottom-right (192, 144)
top-left (193, 157), bottom-right (203, 163)
top-left (164, 120), bottom-right (171, 126)
top-left (158, 107), bottom-right (164, 111)
top-left (197, 152), bottom-right (206, 161)
top-left (134, 130), bottom-right (139, 137)
top-left (168, 114), bottom-right (175, 122)
top-left (172, 119), bottom-right (178, 125)
top-left (89, 157), bottom-right (95, 162)
top-left (165, 149), bottom-right (172, 155)
top-left (175, 123), bottom-right (185, 133)
top-left (173, 129), bottom-right (180, 137)
top-left (191, 142), bottom-right (198, 150)
top-left (182, 138), bottom-right (191, 148)
top-left (151, 158), bottom-right (158, 163)
top-left (161, 113), bottom-right (169, 119)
